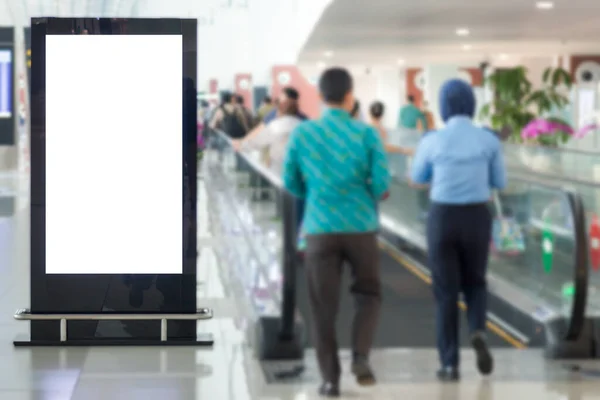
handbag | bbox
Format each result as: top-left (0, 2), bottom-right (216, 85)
top-left (491, 191), bottom-right (526, 255)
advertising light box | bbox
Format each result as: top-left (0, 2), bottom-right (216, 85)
top-left (44, 34), bottom-right (183, 274)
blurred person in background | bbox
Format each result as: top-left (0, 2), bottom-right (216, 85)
top-left (368, 101), bottom-right (387, 142)
top-left (256, 96), bottom-right (274, 122)
top-left (265, 87), bottom-right (307, 123)
top-left (209, 91), bottom-right (249, 138)
top-left (410, 79), bottom-right (506, 382)
top-left (246, 87), bottom-right (307, 144)
top-left (198, 100), bottom-right (210, 121)
top-left (398, 95), bottom-right (427, 132)
top-left (235, 94), bottom-right (256, 130)
top-left (369, 101), bottom-right (412, 155)
top-left (198, 100), bottom-right (213, 145)
top-left (369, 101), bottom-right (413, 191)
top-left (282, 67), bottom-right (390, 397)
top-left (233, 95), bottom-right (301, 175)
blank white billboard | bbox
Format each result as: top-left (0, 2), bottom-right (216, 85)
top-left (45, 34), bottom-right (183, 274)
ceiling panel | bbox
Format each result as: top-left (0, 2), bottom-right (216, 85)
top-left (0, 0), bottom-right (146, 26)
top-left (0, 0), bottom-right (261, 25)
top-left (299, 0), bottom-right (600, 64)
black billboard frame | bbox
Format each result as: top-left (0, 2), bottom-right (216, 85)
top-left (15, 17), bottom-right (211, 346)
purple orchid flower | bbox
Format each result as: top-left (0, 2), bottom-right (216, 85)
top-left (574, 123), bottom-right (598, 139)
top-left (521, 118), bottom-right (574, 139)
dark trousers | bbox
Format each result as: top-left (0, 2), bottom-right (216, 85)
top-left (296, 198), bottom-right (305, 227)
top-left (296, 198), bottom-right (305, 244)
top-left (304, 233), bottom-right (382, 383)
top-left (426, 202), bottom-right (491, 368)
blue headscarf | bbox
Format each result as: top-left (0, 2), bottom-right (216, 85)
top-left (439, 79), bottom-right (475, 123)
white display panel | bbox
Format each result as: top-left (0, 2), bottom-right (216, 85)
top-left (45, 34), bottom-right (183, 274)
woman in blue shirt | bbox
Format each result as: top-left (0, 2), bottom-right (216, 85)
top-left (411, 79), bottom-right (507, 381)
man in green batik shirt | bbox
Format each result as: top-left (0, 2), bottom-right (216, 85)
top-left (398, 95), bottom-right (427, 132)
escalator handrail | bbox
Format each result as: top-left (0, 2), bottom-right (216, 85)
top-left (387, 152), bottom-right (583, 194)
top-left (565, 191), bottom-right (589, 341)
top-left (214, 130), bottom-right (284, 188)
top-left (219, 129), bottom-right (584, 193)
top-left (507, 165), bottom-right (600, 189)
top-left (504, 141), bottom-right (600, 157)
top-left (389, 149), bottom-right (600, 189)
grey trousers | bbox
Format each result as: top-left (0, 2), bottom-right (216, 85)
top-left (304, 232), bottom-right (382, 383)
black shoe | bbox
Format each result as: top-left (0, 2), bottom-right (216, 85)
top-left (436, 367), bottom-right (460, 382)
top-left (351, 358), bottom-right (376, 386)
top-left (318, 382), bottom-right (340, 397)
top-left (471, 333), bottom-right (494, 375)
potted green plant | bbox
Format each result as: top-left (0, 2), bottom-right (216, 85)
top-left (480, 66), bottom-right (575, 173)
top-left (480, 66), bottom-right (573, 144)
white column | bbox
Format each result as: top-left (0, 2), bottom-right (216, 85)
top-left (423, 64), bottom-right (460, 128)
top-left (375, 68), bottom-right (402, 128)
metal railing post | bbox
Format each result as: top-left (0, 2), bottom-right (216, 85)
top-left (279, 191), bottom-right (298, 340)
top-left (60, 319), bottom-right (67, 342)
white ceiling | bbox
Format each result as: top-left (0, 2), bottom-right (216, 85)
top-left (0, 0), bottom-right (139, 26)
top-left (0, 0), bottom-right (253, 27)
top-left (298, 0), bottom-right (600, 66)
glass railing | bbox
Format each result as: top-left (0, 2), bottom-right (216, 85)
top-left (388, 128), bottom-right (600, 319)
top-left (384, 152), bottom-right (579, 319)
top-left (386, 127), bottom-right (600, 183)
top-left (503, 143), bottom-right (600, 182)
top-left (204, 142), bottom-right (285, 318)
top-left (206, 129), bottom-right (586, 330)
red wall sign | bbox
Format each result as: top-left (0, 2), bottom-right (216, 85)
top-left (590, 215), bottom-right (600, 271)
top-left (271, 65), bottom-right (320, 119)
top-left (234, 73), bottom-right (253, 110)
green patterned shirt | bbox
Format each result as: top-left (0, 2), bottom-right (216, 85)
top-left (282, 108), bottom-right (390, 234)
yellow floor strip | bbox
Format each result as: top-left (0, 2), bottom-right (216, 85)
top-left (379, 243), bottom-right (527, 350)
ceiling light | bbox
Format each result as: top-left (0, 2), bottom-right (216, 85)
top-left (324, 51), bottom-right (333, 58)
top-left (462, 44), bottom-right (472, 51)
top-left (499, 53), bottom-right (509, 60)
top-left (536, 1), bottom-right (554, 9)
top-left (317, 61), bottom-right (327, 68)
top-left (456, 28), bottom-right (470, 36)
top-left (397, 59), bottom-right (405, 65)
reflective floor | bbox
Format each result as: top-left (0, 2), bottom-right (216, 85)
top-left (2, 171), bottom-right (600, 399)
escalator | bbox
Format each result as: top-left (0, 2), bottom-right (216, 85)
top-left (295, 248), bottom-right (511, 348)
top-left (206, 130), bottom-right (587, 356)
top-left (379, 154), bottom-right (584, 345)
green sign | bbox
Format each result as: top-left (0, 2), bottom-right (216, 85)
top-left (562, 282), bottom-right (574, 298)
top-left (541, 219), bottom-right (554, 273)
